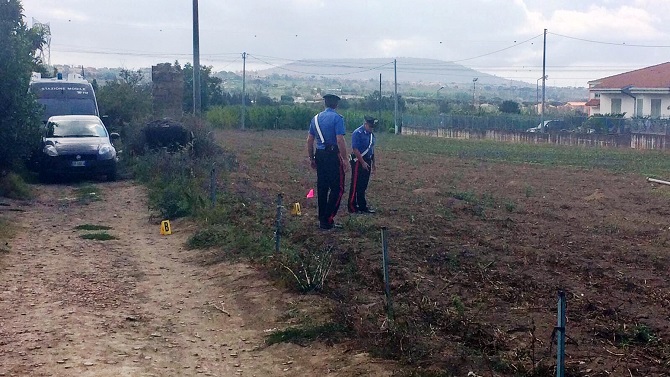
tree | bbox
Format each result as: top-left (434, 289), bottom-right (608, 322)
top-left (0, 0), bottom-right (47, 171)
top-left (96, 69), bottom-right (152, 134)
top-left (357, 91), bottom-right (406, 112)
top-left (280, 95), bottom-right (294, 104)
top-left (178, 62), bottom-right (225, 113)
top-left (499, 100), bottom-right (521, 114)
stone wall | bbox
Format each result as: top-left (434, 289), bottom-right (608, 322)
top-left (151, 63), bottom-right (183, 119)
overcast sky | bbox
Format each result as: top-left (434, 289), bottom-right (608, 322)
top-left (20, 0), bottom-right (670, 87)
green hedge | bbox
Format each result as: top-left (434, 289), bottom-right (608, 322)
top-left (206, 104), bottom-right (397, 132)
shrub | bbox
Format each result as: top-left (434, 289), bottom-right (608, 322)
top-left (182, 116), bottom-right (225, 158)
top-left (277, 245), bottom-right (335, 292)
top-left (0, 1), bottom-right (46, 171)
top-left (134, 149), bottom-right (205, 219)
top-left (206, 106), bottom-right (240, 129)
top-left (0, 172), bottom-right (33, 200)
top-left (187, 225), bottom-right (229, 249)
top-left (265, 322), bottom-right (348, 346)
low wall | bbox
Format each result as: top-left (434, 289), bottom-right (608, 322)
top-left (402, 127), bottom-right (670, 151)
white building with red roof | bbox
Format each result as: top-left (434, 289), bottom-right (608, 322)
top-left (586, 62), bottom-right (670, 118)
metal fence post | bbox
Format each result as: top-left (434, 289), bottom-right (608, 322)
top-left (556, 290), bottom-right (566, 377)
top-left (274, 193), bottom-right (283, 253)
top-left (209, 165), bottom-right (216, 206)
top-left (381, 227), bottom-right (393, 320)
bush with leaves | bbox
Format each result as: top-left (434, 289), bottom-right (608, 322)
top-left (499, 100), bottom-right (521, 114)
top-left (0, 0), bottom-right (46, 171)
top-left (96, 69), bottom-right (153, 136)
top-left (584, 113), bottom-right (627, 134)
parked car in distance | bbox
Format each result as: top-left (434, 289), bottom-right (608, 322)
top-left (527, 119), bottom-right (568, 133)
top-left (39, 115), bottom-right (119, 182)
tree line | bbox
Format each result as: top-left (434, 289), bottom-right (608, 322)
top-left (0, 0), bottom-right (47, 172)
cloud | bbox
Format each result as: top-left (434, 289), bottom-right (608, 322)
top-left (19, 0), bottom-right (670, 85)
top-left (376, 38), bottom-right (427, 58)
top-left (520, 4), bottom-right (663, 40)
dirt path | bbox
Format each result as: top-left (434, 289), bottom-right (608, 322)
top-left (0, 181), bottom-right (394, 377)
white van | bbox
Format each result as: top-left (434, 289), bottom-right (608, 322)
top-left (29, 72), bottom-right (100, 123)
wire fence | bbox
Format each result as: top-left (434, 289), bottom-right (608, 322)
top-left (401, 113), bottom-right (670, 135)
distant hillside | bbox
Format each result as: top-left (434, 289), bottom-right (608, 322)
top-left (52, 60), bottom-right (587, 103)
top-left (256, 57), bottom-right (533, 88)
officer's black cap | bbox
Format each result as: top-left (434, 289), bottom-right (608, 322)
top-left (322, 94), bottom-right (341, 101)
top-left (364, 115), bottom-right (378, 126)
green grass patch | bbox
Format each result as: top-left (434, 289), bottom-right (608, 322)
top-left (382, 134), bottom-right (670, 177)
top-left (74, 184), bottom-right (102, 203)
top-left (449, 190), bottom-right (478, 203)
top-left (342, 214), bottom-right (376, 235)
top-left (619, 324), bottom-right (658, 346)
top-left (265, 322), bottom-right (349, 346)
top-left (75, 224), bottom-right (112, 231)
top-left (187, 225), bottom-right (229, 249)
top-left (79, 232), bottom-right (117, 241)
top-left (503, 200), bottom-right (517, 213)
top-left (0, 172), bottom-right (33, 200)
top-left (524, 184), bottom-right (535, 198)
top-left (187, 223), bottom-right (274, 261)
top-left (133, 150), bottom-right (207, 219)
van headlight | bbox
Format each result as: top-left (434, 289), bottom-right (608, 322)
top-left (43, 145), bottom-right (58, 157)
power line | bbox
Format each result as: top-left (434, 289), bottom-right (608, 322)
top-left (548, 32), bottom-right (670, 48)
top-left (47, 40), bottom-right (659, 86)
top-left (446, 34), bottom-right (544, 63)
top-left (49, 42), bottom-right (657, 74)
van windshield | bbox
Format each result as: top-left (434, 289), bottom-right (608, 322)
top-left (37, 99), bottom-right (97, 119)
top-left (30, 82), bottom-right (99, 121)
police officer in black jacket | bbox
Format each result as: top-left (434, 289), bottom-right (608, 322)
top-left (307, 94), bottom-right (349, 230)
top-left (348, 115), bottom-right (377, 214)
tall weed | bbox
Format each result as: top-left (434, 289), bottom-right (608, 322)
top-left (134, 150), bottom-right (206, 219)
top-left (0, 172), bottom-right (33, 200)
top-left (277, 245), bottom-right (335, 292)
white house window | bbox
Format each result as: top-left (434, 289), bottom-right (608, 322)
top-left (636, 98), bottom-right (643, 117)
top-left (611, 98), bottom-right (622, 114)
top-left (651, 99), bottom-right (661, 118)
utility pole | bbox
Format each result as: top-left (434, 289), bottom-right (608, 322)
top-left (394, 59), bottom-right (398, 134)
top-left (192, 0), bottom-right (201, 115)
top-left (472, 78), bottom-right (478, 110)
top-left (541, 28), bottom-right (547, 128)
top-left (378, 73), bottom-right (382, 125)
top-left (241, 52), bottom-right (246, 130)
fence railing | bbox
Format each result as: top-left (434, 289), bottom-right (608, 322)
top-left (402, 114), bottom-right (587, 133)
top-left (402, 126), bottom-right (670, 151)
top-left (401, 114), bottom-right (670, 135)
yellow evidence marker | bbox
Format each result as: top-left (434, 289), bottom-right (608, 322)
top-left (160, 220), bottom-right (172, 235)
top-left (291, 202), bottom-right (302, 216)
